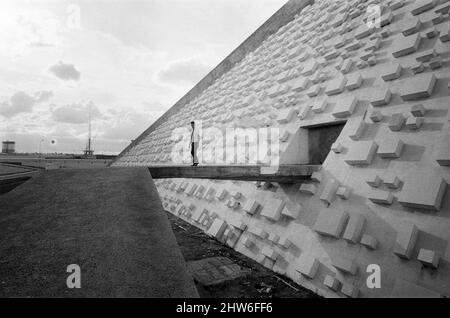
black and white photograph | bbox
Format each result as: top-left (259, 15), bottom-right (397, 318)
top-left (1, 0), bottom-right (450, 303)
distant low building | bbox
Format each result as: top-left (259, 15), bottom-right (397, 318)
top-left (2, 141), bottom-right (15, 154)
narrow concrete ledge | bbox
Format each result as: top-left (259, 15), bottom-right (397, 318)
top-left (148, 165), bottom-right (320, 183)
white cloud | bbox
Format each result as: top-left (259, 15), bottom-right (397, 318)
top-left (0, 90), bottom-right (53, 118)
top-left (158, 58), bottom-right (211, 86)
top-left (48, 61), bottom-right (81, 81)
top-left (51, 100), bottom-right (101, 124)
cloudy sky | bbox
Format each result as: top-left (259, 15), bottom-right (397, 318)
top-left (0, 0), bottom-right (286, 154)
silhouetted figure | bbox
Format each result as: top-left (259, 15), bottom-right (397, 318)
top-left (190, 121), bottom-right (199, 166)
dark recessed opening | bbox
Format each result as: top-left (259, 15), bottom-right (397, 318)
top-left (308, 123), bottom-right (345, 165)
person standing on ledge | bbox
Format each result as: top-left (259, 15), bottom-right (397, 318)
top-left (190, 121), bottom-right (199, 166)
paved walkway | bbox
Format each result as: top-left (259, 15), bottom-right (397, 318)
top-left (0, 167), bottom-right (198, 297)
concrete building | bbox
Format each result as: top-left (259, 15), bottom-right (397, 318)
top-left (2, 141), bottom-right (15, 154)
top-left (111, 0), bottom-right (450, 297)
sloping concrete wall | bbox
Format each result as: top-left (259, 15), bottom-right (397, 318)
top-left (113, 0), bottom-right (450, 298)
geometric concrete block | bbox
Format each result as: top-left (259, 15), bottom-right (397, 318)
top-left (186, 183), bottom-right (198, 196)
top-left (299, 183), bottom-right (317, 195)
top-left (410, 0), bottom-right (436, 15)
top-left (311, 171), bottom-right (322, 183)
top-left (355, 24), bottom-right (373, 40)
top-left (302, 59), bottom-right (319, 76)
top-left (195, 185), bottom-right (206, 199)
top-left (377, 137), bottom-right (405, 158)
top-left (345, 141), bottom-right (379, 166)
top-left (384, 175), bottom-right (402, 189)
top-left (370, 110), bottom-right (384, 122)
top-left (416, 48), bottom-right (436, 63)
top-left (368, 189), bottom-right (394, 205)
top-left (332, 96), bottom-right (358, 118)
top-left (291, 76), bottom-right (310, 92)
top-left (325, 76), bottom-right (347, 96)
top-left (277, 108), bottom-right (298, 124)
top-left (242, 236), bottom-right (255, 248)
top-left (392, 33), bottom-right (421, 58)
top-left (360, 234), bottom-right (378, 250)
top-left (388, 113), bottom-right (406, 131)
top-left (216, 189), bottom-right (228, 201)
top-left (346, 73), bottom-right (363, 90)
top-left (393, 223), bottom-right (419, 259)
top-left (207, 219), bottom-right (227, 239)
top-left (267, 233), bottom-right (280, 244)
top-left (324, 275), bottom-right (341, 291)
top-left (331, 142), bottom-right (345, 153)
top-left (312, 98), bottom-right (328, 113)
top-left (406, 116), bottom-right (425, 130)
top-left (297, 254), bottom-right (320, 279)
top-left (333, 257), bottom-right (358, 275)
top-left (429, 56), bottom-right (443, 69)
top-left (435, 2), bottom-right (450, 14)
top-left (278, 236), bottom-right (292, 249)
top-left (382, 63), bottom-right (402, 81)
top-left (249, 227), bottom-right (268, 239)
top-left (402, 18), bottom-right (421, 36)
top-left (205, 187), bottom-right (216, 201)
top-left (260, 198), bottom-right (286, 222)
top-left (341, 283), bottom-right (359, 298)
top-left (336, 186), bottom-right (352, 200)
top-left (417, 248), bottom-right (440, 268)
top-left (343, 214), bottom-right (365, 243)
top-left (280, 130), bottom-right (290, 142)
top-left (411, 104), bottom-right (426, 117)
top-left (371, 87), bottom-right (392, 106)
top-left (306, 84), bottom-right (322, 97)
top-left (298, 105), bottom-right (311, 120)
top-left (313, 208), bottom-right (349, 238)
top-left (243, 199), bottom-right (261, 215)
top-left (226, 199), bottom-right (240, 210)
top-left (411, 61), bottom-right (425, 74)
top-left (367, 175), bottom-right (383, 188)
top-left (231, 191), bottom-right (242, 199)
top-left (397, 178), bottom-right (447, 211)
top-left (400, 74), bottom-right (437, 101)
top-left (439, 22), bottom-right (450, 42)
top-left (262, 246), bottom-right (279, 261)
top-left (349, 121), bottom-right (366, 141)
top-left (320, 178), bottom-right (340, 204)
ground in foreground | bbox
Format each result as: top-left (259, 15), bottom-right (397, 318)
top-left (167, 212), bottom-right (319, 298)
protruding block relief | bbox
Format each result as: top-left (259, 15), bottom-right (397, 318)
top-left (368, 189), bottom-right (394, 205)
top-left (400, 74), bottom-right (436, 101)
top-left (417, 249), bottom-right (440, 268)
top-left (324, 275), bottom-right (341, 291)
top-left (392, 33), bottom-right (421, 58)
top-left (393, 223), bottom-right (419, 259)
top-left (343, 214), bottom-right (365, 243)
top-left (314, 209), bottom-right (349, 239)
top-left (345, 141), bottom-right (378, 166)
top-left (261, 198), bottom-right (285, 222)
top-left (360, 235), bottom-right (378, 250)
top-left (377, 137), bottom-right (405, 159)
top-left (397, 178), bottom-right (447, 211)
top-left (332, 96), bottom-right (357, 118)
top-left (297, 254), bottom-right (320, 279)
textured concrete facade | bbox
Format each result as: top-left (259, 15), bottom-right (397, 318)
top-left (113, 0), bottom-right (450, 298)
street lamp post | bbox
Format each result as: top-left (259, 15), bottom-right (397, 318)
top-left (39, 138), bottom-right (44, 168)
